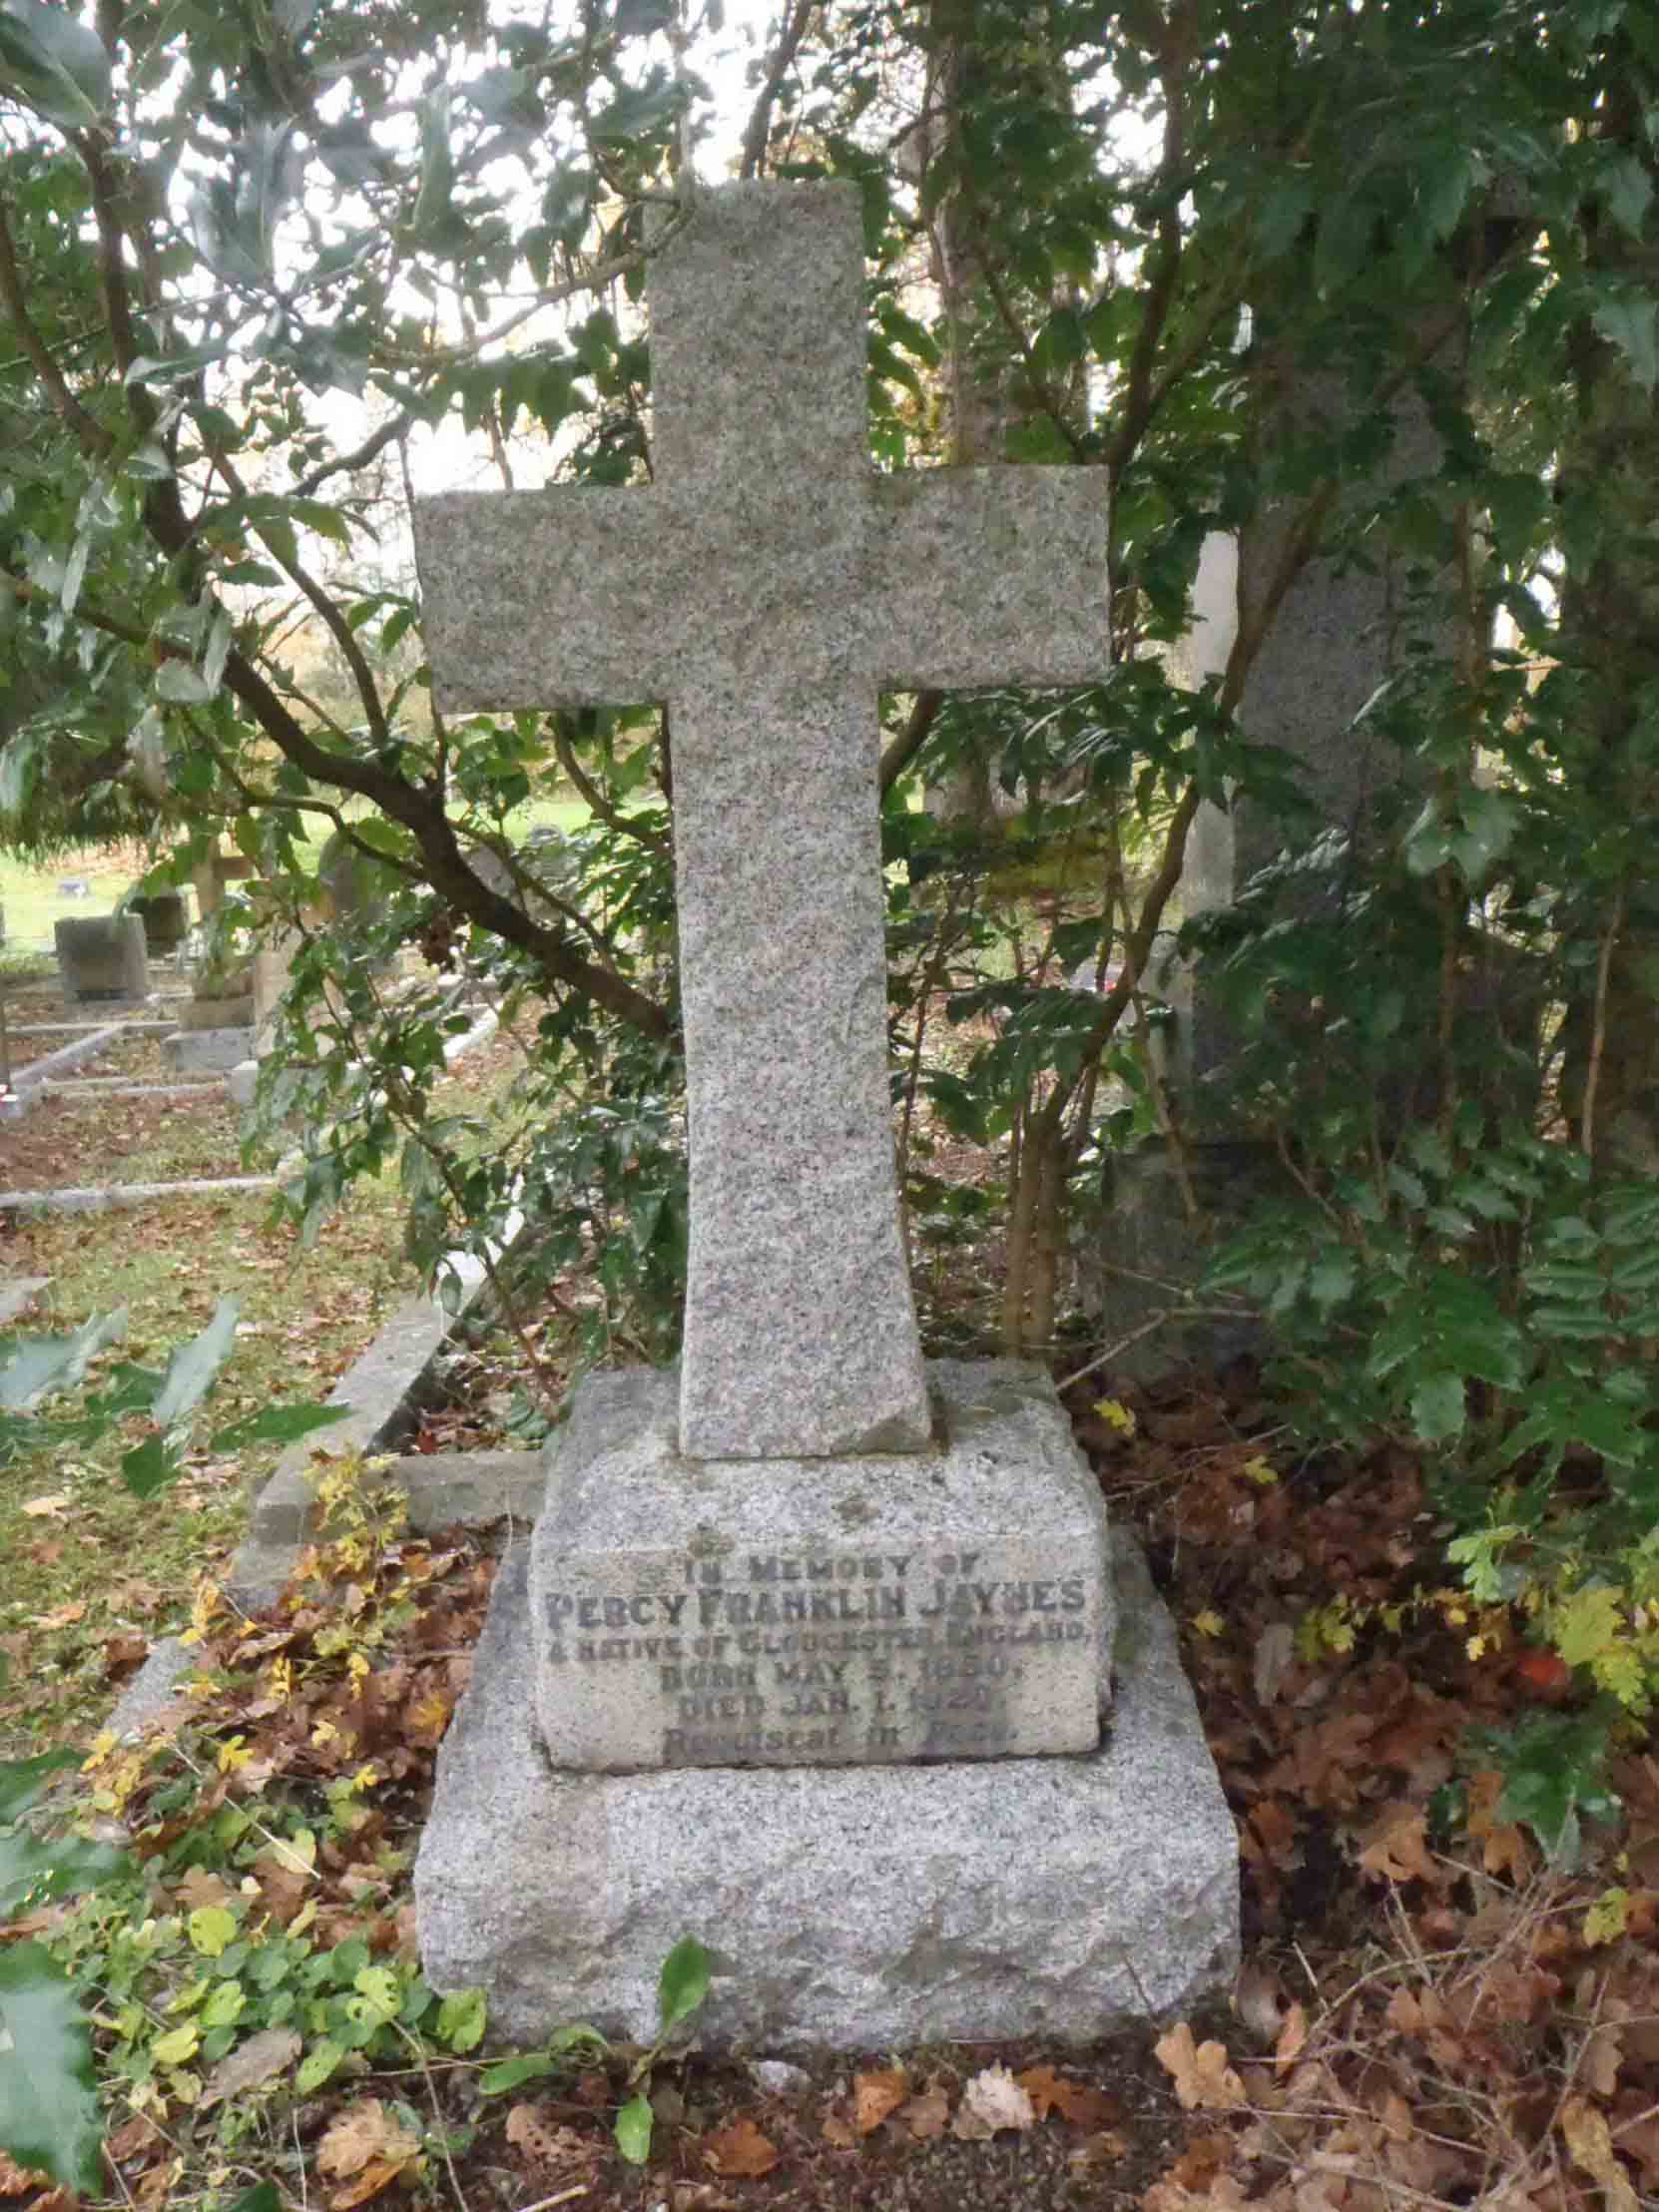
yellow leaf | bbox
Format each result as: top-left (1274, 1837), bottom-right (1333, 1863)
top-left (1561, 2093), bottom-right (1637, 2212)
top-left (1241, 1455), bottom-right (1278, 1486)
top-left (1583, 1887), bottom-right (1630, 1946)
top-left (152, 2024), bottom-right (199, 2068)
top-left (1093, 1397), bottom-right (1137, 1437)
top-left (188, 1906), bottom-right (238, 1957)
top-left (1191, 1610), bottom-right (1225, 1640)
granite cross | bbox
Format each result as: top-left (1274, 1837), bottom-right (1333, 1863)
top-left (414, 180), bottom-right (1106, 1462)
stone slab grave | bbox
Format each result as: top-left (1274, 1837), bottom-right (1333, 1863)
top-left (413, 181), bottom-right (1236, 2044)
top-left (54, 914), bottom-right (149, 1004)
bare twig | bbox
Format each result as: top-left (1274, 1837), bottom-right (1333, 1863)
top-left (1579, 883), bottom-right (1624, 1161)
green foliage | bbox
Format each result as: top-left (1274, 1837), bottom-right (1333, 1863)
top-left (0, 1752), bottom-right (123, 2192)
top-left (0, 1302), bottom-right (348, 1496)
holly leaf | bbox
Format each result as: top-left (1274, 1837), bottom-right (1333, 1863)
top-left (0, 0), bottom-right (112, 128)
top-left (1592, 296), bottom-right (1659, 393)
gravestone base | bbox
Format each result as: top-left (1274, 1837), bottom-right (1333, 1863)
top-left (164, 1025), bottom-right (254, 1074)
top-left (417, 1531), bottom-right (1238, 2047)
top-left (529, 1363), bottom-right (1113, 1773)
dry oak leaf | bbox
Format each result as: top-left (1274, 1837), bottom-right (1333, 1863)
top-left (951, 2063), bottom-right (1036, 2140)
top-left (704, 2116), bottom-right (782, 2177)
top-left (175, 1866), bottom-right (238, 1913)
top-left (201, 2024), bottom-right (302, 2109)
top-left (503, 2103), bottom-right (593, 2171)
top-left (1274, 2001), bottom-right (1310, 2071)
top-left (895, 2082), bottom-right (952, 2139)
top-left (0, 2153), bottom-right (49, 2197)
top-left (316, 2098), bottom-right (422, 2183)
top-left (1015, 2064), bottom-right (1123, 2127)
top-left (1357, 1803), bottom-right (1439, 1888)
top-left (329, 2159), bottom-right (412, 2211)
top-left (852, 2066), bottom-right (910, 2134)
top-left (1561, 2094), bottom-right (1638, 2212)
top-left (1154, 2023), bottom-right (1247, 2113)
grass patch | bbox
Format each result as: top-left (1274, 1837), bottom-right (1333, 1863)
top-left (0, 1180), bottom-right (416, 1759)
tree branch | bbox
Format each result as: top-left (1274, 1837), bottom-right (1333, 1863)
top-left (0, 195), bottom-right (116, 460)
top-left (878, 691), bottom-right (942, 791)
top-left (740, 0), bottom-right (817, 180)
top-left (551, 716), bottom-right (670, 853)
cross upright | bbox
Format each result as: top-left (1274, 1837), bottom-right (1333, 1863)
top-left (415, 181), bottom-right (1107, 1462)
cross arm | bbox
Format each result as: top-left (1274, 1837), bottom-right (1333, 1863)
top-left (413, 486), bottom-right (680, 714)
top-left (867, 466), bottom-right (1109, 693)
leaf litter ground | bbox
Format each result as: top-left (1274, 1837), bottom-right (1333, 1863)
top-left (7, 1361), bottom-right (1655, 2212)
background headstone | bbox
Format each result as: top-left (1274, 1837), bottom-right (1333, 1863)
top-left (124, 891), bottom-right (189, 954)
top-left (55, 914), bottom-right (148, 1004)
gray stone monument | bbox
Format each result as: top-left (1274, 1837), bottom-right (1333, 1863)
top-left (412, 181), bottom-right (1236, 2046)
top-left (54, 914), bottom-right (148, 1003)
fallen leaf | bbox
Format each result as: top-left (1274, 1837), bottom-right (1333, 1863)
top-left (330, 2158), bottom-right (411, 2210)
top-left (176, 1866), bottom-right (238, 1913)
top-left (895, 2082), bottom-right (951, 2138)
top-left (1153, 2022), bottom-right (1247, 2112)
top-left (1358, 1803), bottom-right (1438, 1887)
top-left (106, 2112), bottom-right (165, 2164)
top-left (820, 2112), bottom-right (856, 2148)
top-left (136, 2159), bottom-right (183, 2210)
top-left (951, 2063), bottom-right (1036, 2139)
top-left (317, 2098), bottom-right (421, 2182)
top-left (19, 1494), bottom-right (68, 1518)
top-left (1166, 2132), bottom-right (1234, 2192)
top-left (504, 2104), bottom-right (592, 2171)
top-left (1014, 2064), bottom-right (1123, 2126)
top-left (1275, 2001), bottom-right (1309, 2069)
top-left (103, 1634), bottom-right (150, 1677)
top-left (1068, 2130), bottom-right (1129, 2173)
top-left (33, 1600), bottom-right (86, 1631)
top-left (1561, 2094), bottom-right (1637, 2212)
top-left (201, 2024), bottom-right (301, 2108)
top-left (0, 2153), bottom-right (49, 2197)
top-left (704, 2116), bottom-right (781, 2177)
top-left (852, 2065), bottom-right (910, 2134)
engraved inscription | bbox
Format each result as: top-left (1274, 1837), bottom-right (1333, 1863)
top-left (541, 1544), bottom-right (1099, 1769)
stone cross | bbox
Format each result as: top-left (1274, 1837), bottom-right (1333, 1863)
top-left (414, 181), bottom-right (1106, 1461)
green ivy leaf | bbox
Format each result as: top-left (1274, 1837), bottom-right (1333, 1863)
top-left (437, 1986), bottom-right (486, 2053)
top-left (0, 1942), bottom-right (102, 2193)
top-left (657, 1935), bottom-right (711, 2035)
top-left (614, 2090), bottom-right (654, 2165)
top-left (294, 2035), bottom-right (344, 2095)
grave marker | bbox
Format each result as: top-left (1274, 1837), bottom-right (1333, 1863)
top-left (416, 182), bottom-right (1105, 1462)
top-left (413, 181), bottom-right (1237, 2042)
